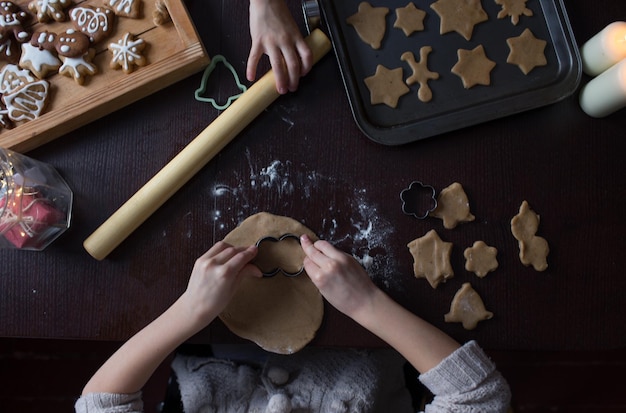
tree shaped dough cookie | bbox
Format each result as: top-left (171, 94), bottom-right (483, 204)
top-left (393, 2), bottom-right (426, 37)
top-left (464, 240), bottom-right (498, 277)
top-left (430, 0), bottom-right (488, 41)
top-left (346, 2), bottom-right (389, 49)
top-left (451, 45), bottom-right (496, 89)
top-left (511, 200), bottom-right (549, 271)
top-left (431, 182), bottom-right (475, 229)
top-left (401, 47), bottom-right (439, 102)
top-left (445, 283), bottom-right (493, 330)
top-left (495, 0), bottom-right (533, 25)
top-left (407, 229), bottom-right (453, 288)
top-left (506, 28), bottom-right (547, 75)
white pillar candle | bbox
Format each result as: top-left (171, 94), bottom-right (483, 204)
top-left (580, 21), bottom-right (626, 76)
top-left (579, 59), bottom-right (626, 118)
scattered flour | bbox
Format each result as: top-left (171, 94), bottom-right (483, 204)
top-left (208, 151), bottom-right (399, 289)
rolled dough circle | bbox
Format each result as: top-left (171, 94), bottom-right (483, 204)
top-left (219, 212), bottom-right (323, 354)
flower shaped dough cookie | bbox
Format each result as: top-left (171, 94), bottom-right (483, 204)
top-left (407, 229), bottom-right (454, 288)
top-left (464, 240), bottom-right (498, 277)
top-left (431, 182), bottom-right (475, 229)
top-left (444, 283), bottom-right (493, 330)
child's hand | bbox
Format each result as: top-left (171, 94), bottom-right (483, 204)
top-left (247, 0), bottom-right (313, 94)
top-left (301, 234), bottom-right (379, 320)
top-left (182, 242), bottom-right (262, 328)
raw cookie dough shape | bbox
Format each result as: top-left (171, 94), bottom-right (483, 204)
top-left (430, 182), bottom-right (475, 229)
top-left (254, 234), bottom-right (305, 277)
top-left (220, 212), bottom-right (323, 354)
top-left (451, 45), bottom-right (496, 89)
top-left (510, 200), bottom-right (549, 271)
top-left (464, 240), bottom-right (498, 277)
top-left (495, 0), bottom-right (532, 25)
top-left (506, 28), bottom-right (547, 75)
top-left (194, 55), bottom-right (247, 110)
top-left (444, 282), bottom-right (493, 330)
top-left (401, 47), bottom-right (439, 102)
top-left (400, 181), bottom-right (437, 219)
top-left (364, 64), bottom-right (410, 108)
top-left (407, 229), bottom-right (453, 288)
top-left (346, 2), bottom-right (389, 50)
top-left (393, 2), bottom-right (426, 37)
top-left (430, 0), bottom-right (488, 41)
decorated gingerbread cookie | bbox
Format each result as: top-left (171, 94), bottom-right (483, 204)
top-left (59, 48), bottom-right (97, 85)
top-left (19, 42), bottom-right (61, 78)
top-left (70, 6), bottom-right (116, 44)
top-left (109, 32), bottom-right (147, 74)
top-left (2, 79), bottom-right (50, 122)
top-left (0, 63), bottom-right (34, 93)
top-left (106, 0), bottom-right (142, 18)
top-left (0, 1), bottom-right (31, 44)
top-left (28, 0), bottom-right (72, 23)
top-left (55, 29), bottom-right (91, 57)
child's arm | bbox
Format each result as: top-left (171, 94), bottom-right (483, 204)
top-left (82, 242), bottom-right (261, 395)
top-left (247, 0), bottom-right (313, 94)
top-left (300, 234), bottom-right (460, 373)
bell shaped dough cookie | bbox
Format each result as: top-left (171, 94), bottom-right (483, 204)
top-left (444, 282), bottom-right (493, 330)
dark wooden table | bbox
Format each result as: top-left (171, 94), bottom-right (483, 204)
top-left (1, 0), bottom-right (625, 352)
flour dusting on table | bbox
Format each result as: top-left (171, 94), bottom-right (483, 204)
top-left (209, 154), bottom-right (399, 288)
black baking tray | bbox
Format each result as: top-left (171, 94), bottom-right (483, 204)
top-left (319, 0), bottom-right (581, 145)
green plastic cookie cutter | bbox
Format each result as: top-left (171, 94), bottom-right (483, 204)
top-left (194, 55), bottom-right (247, 110)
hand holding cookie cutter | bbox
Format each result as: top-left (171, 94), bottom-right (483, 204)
top-left (255, 233), bottom-right (305, 277)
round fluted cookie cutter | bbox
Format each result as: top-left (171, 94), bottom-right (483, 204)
top-left (255, 233), bottom-right (305, 277)
top-left (400, 181), bottom-right (438, 219)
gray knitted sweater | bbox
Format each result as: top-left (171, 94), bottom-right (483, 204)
top-left (75, 340), bottom-right (511, 412)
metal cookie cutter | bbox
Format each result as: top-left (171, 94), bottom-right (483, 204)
top-left (255, 233), bottom-right (305, 277)
top-left (400, 181), bottom-right (438, 219)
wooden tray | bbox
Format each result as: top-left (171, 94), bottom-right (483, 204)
top-left (0, 0), bottom-right (209, 152)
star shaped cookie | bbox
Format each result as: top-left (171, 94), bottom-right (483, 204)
top-left (430, 0), bottom-right (488, 41)
top-left (401, 47), bottom-right (439, 102)
top-left (444, 283), bottom-right (493, 330)
top-left (506, 28), bottom-right (547, 74)
top-left (346, 2), bottom-right (389, 49)
top-left (364, 64), bottom-right (410, 108)
top-left (464, 240), bottom-right (498, 277)
top-left (431, 182), bottom-right (475, 228)
top-left (495, 0), bottom-right (533, 25)
top-left (393, 2), bottom-right (426, 37)
top-left (407, 229), bottom-right (453, 288)
top-left (451, 45), bottom-right (496, 89)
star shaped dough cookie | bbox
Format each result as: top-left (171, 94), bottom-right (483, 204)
top-left (407, 229), bottom-right (453, 288)
top-left (431, 182), bottom-right (475, 229)
top-left (451, 45), bottom-right (496, 89)
top-left (401, 47), bottom-right (439, 102)
top-left (444, 283), bottom-right (493, 330)
top-left (464, 241), bottom-right (498, 277)
top-left (393, 2), bottom-right (426, 37)
top-left (495, 0), bottom-right (533, 25)
top-left (364, 64), bottom-right (410, 108)
top-left (506, 28), bottom-right (547, 74)
top-left (430, 0), bottom-right (488, 41)
top-left (346, 2), bottom-right (389, 49)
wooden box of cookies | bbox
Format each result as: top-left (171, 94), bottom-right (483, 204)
top-left (0, 0), bottom-right (209, 152)
top-left (320, 0), bottom-right (581, 145)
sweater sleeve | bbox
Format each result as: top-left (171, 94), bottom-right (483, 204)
top-left (74, 392), bottom-right (143, 413)
top-left (418, 340), bottom-right (511, 413)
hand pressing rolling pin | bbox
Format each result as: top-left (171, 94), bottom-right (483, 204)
top-left (247, 0), bottom-right (313, 94)
top-left (77, 236), bottom-right (511, 412)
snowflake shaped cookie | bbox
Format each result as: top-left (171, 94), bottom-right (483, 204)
top-left (28, 0), bottom-right (72, 22)
top-left (59, 48), bottom-right (97, 85)
top-left (109, 32), bottom-right (146, 74)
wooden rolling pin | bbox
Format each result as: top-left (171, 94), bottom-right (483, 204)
top-left (84, 29), bottom-right (332, 260)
